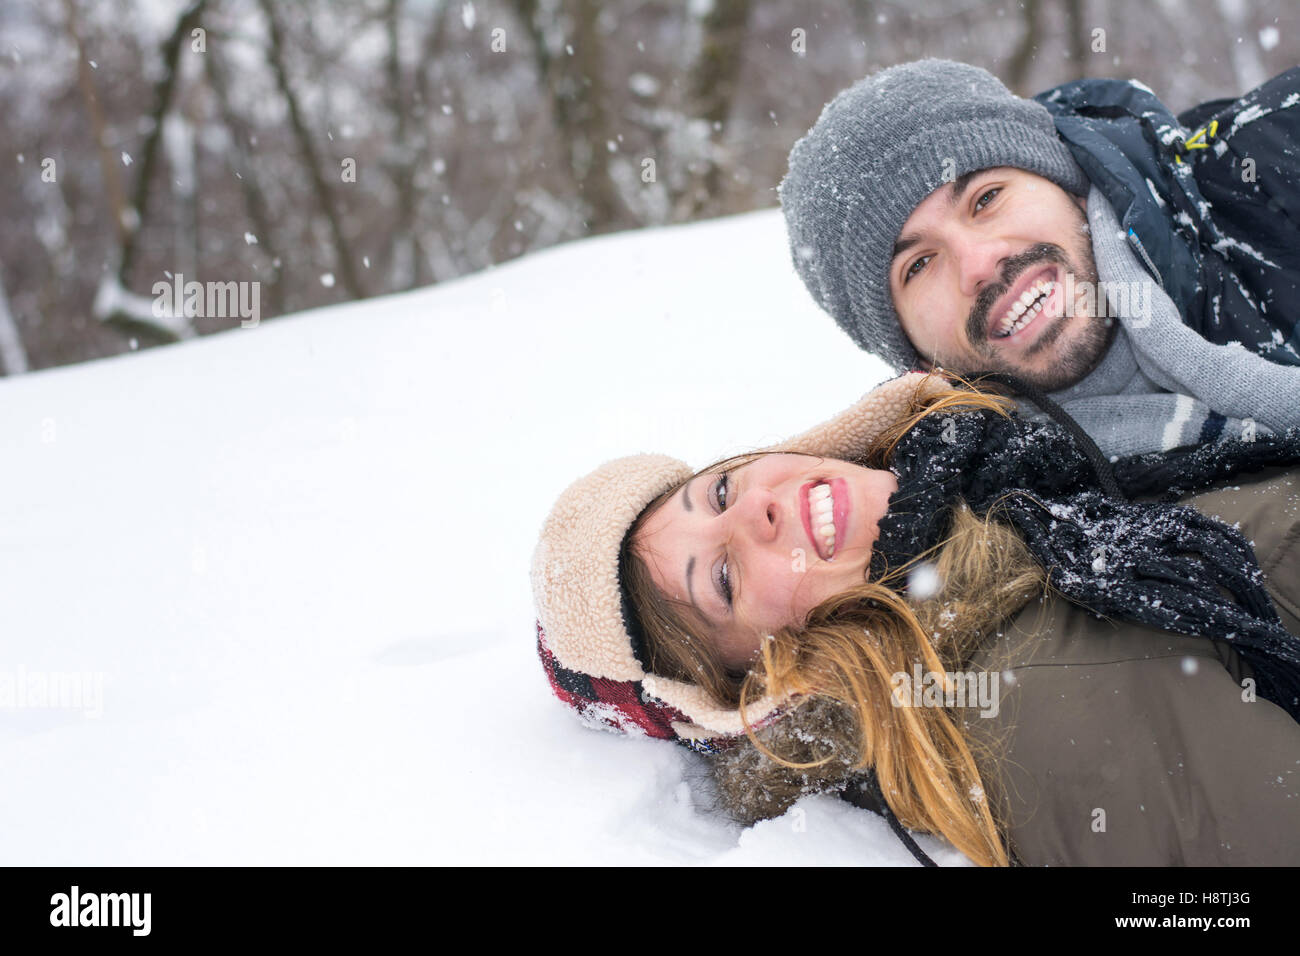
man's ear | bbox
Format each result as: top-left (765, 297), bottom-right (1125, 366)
top-left (1075, 193), bottom-right (1088, 213)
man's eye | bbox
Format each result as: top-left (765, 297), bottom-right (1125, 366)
top-left (975, 187), bottom-right (1001, 211)
top-left (904, 255), bottom-right (932, 283)
top-left (900, 188), bottom-right (999, 287)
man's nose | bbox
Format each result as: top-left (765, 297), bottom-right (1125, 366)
top-left (952, 231), bottom-right (1013, 299)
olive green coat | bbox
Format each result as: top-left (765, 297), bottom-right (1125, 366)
top-left (962, 463), bottom-right (1300, 866)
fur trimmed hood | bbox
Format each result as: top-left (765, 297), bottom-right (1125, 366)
top-left (530, 371), bottom-right (950, 744)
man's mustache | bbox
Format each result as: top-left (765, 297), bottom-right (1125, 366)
top-left (967, 243), bottom-right (1071, 344)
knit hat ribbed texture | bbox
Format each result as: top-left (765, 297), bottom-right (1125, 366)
top-left (778, 58), bottom-right (1091, 372)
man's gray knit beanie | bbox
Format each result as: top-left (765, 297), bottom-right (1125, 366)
top-left (778, 58), bottom-right (1091, 372)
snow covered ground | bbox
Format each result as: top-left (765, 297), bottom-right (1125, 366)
top-left (0, 207), bottom-right (968, 865)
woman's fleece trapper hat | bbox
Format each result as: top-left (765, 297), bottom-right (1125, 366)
top-left (778, 58), bottom-right (1090, 373)
top-left (530, 372), bottom-right (950, 749)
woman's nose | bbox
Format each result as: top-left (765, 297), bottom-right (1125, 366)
top-left (732, 484), bottom-right (780, 545)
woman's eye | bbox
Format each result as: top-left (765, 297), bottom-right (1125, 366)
top-left (714, 472), bottom-right (730, 511)
top-left (715, 557), bottom-right (733, 607)
top-left (975, 187), bottom-right (1000, 211)
top-left (713, 471), bottom-right (733, 607)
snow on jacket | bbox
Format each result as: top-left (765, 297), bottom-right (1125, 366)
top-left (961, 463), bottom-right (1300, 865)
top-left (1036, 67), bottom-right (1300, 368)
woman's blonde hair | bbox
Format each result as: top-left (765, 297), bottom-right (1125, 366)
top-left (619, 376), bottom-right (1048, 866)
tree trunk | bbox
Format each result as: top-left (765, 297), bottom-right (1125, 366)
top-left (1064, 0), bottom-right (1087, 79)
top-left (204, 31), bottom-right (286, 316)
top-left (514, 0), bottom-right (624, 234)
top-left (1005, 0), bottom-right (1043, 95)
top-left (118, 0), bottom-right (209, 283)
top-left (0, 269), bottom-right (29, 375)
top-left (61, 0), bottom-right (129, 249)
top-left (684, 0), bottom-right (753, 218)
top-left (258, 0), bottom-right (367, 299)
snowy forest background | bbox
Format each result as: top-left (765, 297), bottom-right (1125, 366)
top-left (2, 0), bottom-right (1298, 375)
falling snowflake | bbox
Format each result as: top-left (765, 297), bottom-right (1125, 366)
top-left (908, 562), bottom-right (941, 600)
top-left (628, 73), bottom-right (659, 97)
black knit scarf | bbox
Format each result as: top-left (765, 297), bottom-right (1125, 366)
top-left (866, 407), bottom-right (1300, 722)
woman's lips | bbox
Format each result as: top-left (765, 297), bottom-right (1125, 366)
top-left (799, 481), bottom-right (820, 556)
top-left (830, 477), bottom-right (849, 560)
top-left (800, 478), bottom-right (851, 561)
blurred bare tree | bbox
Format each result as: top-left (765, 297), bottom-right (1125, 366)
top-left (1, 0), bottom-right (1297, 372)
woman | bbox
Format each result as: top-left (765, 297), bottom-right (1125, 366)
top-left (530, 372), bottom-right (1300, 866)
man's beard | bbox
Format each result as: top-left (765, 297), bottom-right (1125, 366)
top-left (956, 234), bottom-right (1114, 393)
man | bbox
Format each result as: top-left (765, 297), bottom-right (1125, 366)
top-left (779, 58), bottom-right (1300, 457)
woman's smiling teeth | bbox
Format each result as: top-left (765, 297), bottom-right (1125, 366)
top-left (994, 277), bottom-right (1057, 338)
top-left (811, 482), bottom-right (836, 557)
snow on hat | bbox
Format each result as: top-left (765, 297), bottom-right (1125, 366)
top-left (530, 371), bottom-right (951, 748)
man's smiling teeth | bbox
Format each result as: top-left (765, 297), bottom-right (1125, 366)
top-left (994, 278), bottom-right (1056, 338)
top-left (811, 482), bottom-right (835, 557)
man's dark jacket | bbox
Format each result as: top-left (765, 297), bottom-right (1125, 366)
top-left (1035, 67), bottom-right (1300, 367)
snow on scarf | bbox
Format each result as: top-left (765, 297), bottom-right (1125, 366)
top-left (868, 406), bottom-right (1300, 721)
